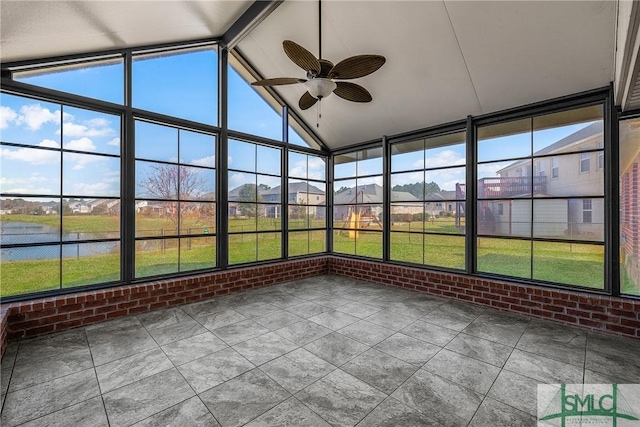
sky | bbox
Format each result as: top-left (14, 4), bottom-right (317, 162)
top-left (0, 47), bottom-right (597, 202)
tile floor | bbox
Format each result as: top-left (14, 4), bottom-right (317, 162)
top-left (1, 274), bottom-right (639, 427)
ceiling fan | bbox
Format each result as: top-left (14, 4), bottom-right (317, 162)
top-left (251, 0), bottom-right (386, 112)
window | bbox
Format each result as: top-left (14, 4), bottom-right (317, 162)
top-left (620, 116), bottom-right (640, 296)
top-left (597, 141), bottom-right (604, 169)
top-left (334, 148), bottom-right (383, 259)
top-left (135, 121), bottom-right (216, 277)
top-left (477, 105), bottom-right (604, 288)
top-left (288, 152), bottom-right (327, 256)
top-left (390, 131), bottom-right (466, 269)
top-left (227, 140), bottom-right (281, 264)
top-left (0, 93), bottom-right (121, 297)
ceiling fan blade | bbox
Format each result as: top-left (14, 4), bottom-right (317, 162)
top-left (283, 40), bottom-right (321, 75)
top-left (329, 55), bottom-right (386, 80)
top-left (334, 82), bottom-right (372, 103)
top-left (251, 78), bottom-right (306, 86)
top-left (318, 59), bottom-right (334, 78)
top-left (299, 91), bottom-right (318, 110)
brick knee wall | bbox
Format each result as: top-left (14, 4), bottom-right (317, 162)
top-left (2, 255), bottom-right (639, 358)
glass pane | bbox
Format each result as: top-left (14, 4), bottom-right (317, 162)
top-left (133, 47), bottom-right (218, 125)
top-left (62, 198), bottom-right (120, 240)
top-left (425, 166), bottom-right (466, 195)
top-left (334, 152), bottom-right (357, 179)
top-left (0, 197), bottom-right (60, 244)
top-left (390, 232), bottom-right (423, 264)
top-left (425, 235), bottom-right (465, 270)
top-left (289, 205), bottom-right (309, 230)
top-left (228, 205), bottom-right (257, 233)
top-left (309, 183), bottom-right (326, 206)
top-left (425, 133), bottom-right (466, 167)
top-left (477, 237), bottom-right (531, 279)
top-left (334, 180), bottom-right (356, 204)
top-left (229, 233), bottom-right (257, 265)
top-left (333, 230), bottom-right (355, 255)
top-left (180, 236), bottom-right (216, 272)
top-left (229, 172), bottom-right (256, 201)
top-left (228, 62), bottom-right (282, 140)
top-left (358, 148), bottom-right (383, 176)
top-left (289, 152), bottom-right (307, 178)
top-left (63, 154), bottom-right (120, 197)
top-left (308, 156), bottom-right (326, 181)
top-left (288, 180), bottom-right (308, 205)
top-left (478, 118), bottom-right (531, 162)
top-left (135, 201), bottom-right (178, 237)
top-left (257, 175), bottom-right (280, 199)
top-left (391, 172), bottom-right (424, 200)
top-left (533, 153), bottom-right (603, 197)
top-left (228, 140), bottom-right (256, 172)
top-left (179, 166), bottom-right (215, 200)
top-left (62, 242), bottom-right (120, 288)
top-left (390, 203), bottom-right (423, 232)
top-left (309, 230), bottom-right (326, 253)
top-left (180, 202), bottom-right (215, 235)
top-left (181, 130), bottom-right (215, 167)
top-left (0, 145), bottom-right (60, 195)
top-left (288, 114), bottom-right (320, 149)
top-left (258, 205), bottom-right (281, 230)
top-left (620, 116), bottom-right (640, 296)
top-left (1, 245), bottom-right (60, 296)
top-left (533, 241), bottom-right (603, 288)
top-left (424, 202), bottom-right (465, 234)
top-left (0, 94), bottom-right (61, 146)
top-left (136, 161), bottom-right (179, 199)
top-left (533, 105), bottom-right (603, 153)
top-left (62, 107), bottom-right (120, 155)
top-left (477, 160), bottom-right (533, 199)
top-left (135, 121), bottom-right (178, 162)
top-left (356, 231), bottom-right (382, 259)
top-left (391, 139), bottom-right (424, 172)
top-left (258, 232), bottom-right (281, 261)
top-left (16, 58), bottom-right (124, 104)
top-left (479, 200), bottom-right (531, 238)
top-left (289, 231), bottom-right (309, 257)
top-left (533, 199), bottom-right (603, 241)
top-left (256, 145), bottom-right (281, 175)
top-left (135, 238), bottom-right (179, 277)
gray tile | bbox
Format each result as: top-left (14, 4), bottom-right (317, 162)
top-left (254, 310), bottom-right (303, 331)
top-left (1, 368), bottom-right (100, 427)
top-left (401, 320), bottom-right (458, 346)
top-left (364, 310), bottom-right (415, 331)
top-left (421, 302), bottom-right (483, 331)
top-left (212, 319), bottom-right (271, 346)
top-left (357, 397), bottom-right (440, 427)
top-left (338, 320), bottom-right (395, 346)
top-left (85, 315), bottom-right (143, 332)
top-left (469, 397), bottom-right (536, 427)
top-left (274, 319), bottom-right (332, 346)
top-left (283, 301), bottom-right (332, 319)
top-left (445, 333), bottom-right (513, 367)
top-left (392, 369), bottom-right (483, 427)
top-left (244, 397), bottom-right (330, 427)
top-left (88, 328), bottom-right (158, 366)
top-left (178, 347), bottom-right (254, 393)
top-left (1, 343), bottom-right (19, 369)
top-left (198, 309), bottom-right (247, 330)
top-left (1, 366), bottom-right (11, 401)
top-left (16, 329), bottom-right (88, 363)
top-left (233, 332), bottom-right (298, 365)
top-left (232, 302), bottom-right (280, 319)
top-left (422, 349), bottom-right (500, 395)
top-left (387, 298), bottom-right (444, 319)
top-left (9, 347), bottom-right (93, 392)
top-left (308, 310), bottom-right (360, 330)
top-left (585, 345), bottom-right (640, 382)
top-left (304, 331), bottom-right (369, 366)
top-left (103, 368), bottom-right (195, 427)
top-left (161, 332), bottom-right (228, 366)
top-left (312, 295), bottom-right (352, 309)
top-left (148, 319), bottom-right (208, 346)
top-left (463, 312), bottom-right (530, 346)
top-left (182, 298), bottom-right (230, 318)
top-left (583, 369), bottom-right (628, 384)
top-left (516, 320), bottom-right (586, 367)
top-left (17, 396), bottom-right (108, 427)
top-left (137, 307), bottom-right (192, 330)
top-left (374, 332), bottom-right (441, 366)
top-left (587, 330), bottom-right (640, 359)
top-left (260, 348), bottom-right (335, 393)
top-left (504, 349), bottom-right (583, 384)
top-left (132, 396), bottom-right (219, 427)
top-left (487, 370), bottom-right (539, 416)
top-left (96, 348), bottom-right (173, 393)
top-left (342, 348), bottom-right (418, 394)
top-left (335, 301), bottom-right (382, 319)
top-left (297, 369), bottom-right (386, 427)
top-left (200, 369), bottom-right (290, 427)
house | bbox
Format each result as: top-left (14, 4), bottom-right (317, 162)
top-left (334, 183), bottom-right (422, 222)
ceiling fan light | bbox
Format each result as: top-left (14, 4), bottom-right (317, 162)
top-left (305, 78), bottom-right (336, 99)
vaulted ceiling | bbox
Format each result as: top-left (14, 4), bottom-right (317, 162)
top-left (0, 1), bottom-right (619, 150)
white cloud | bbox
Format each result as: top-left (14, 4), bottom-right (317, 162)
top-left (229, 172), bottom-right (250, 187)
top-left (70, 182), bottom-right (118, 196)
top-left (191, 155), bottom-right (215, 167)
top-left (17, 104), bottom-right (60, 130)
top-left (87, 118), bottom-right (109, 127)
top-left (63, 137), bottom-right (96, 152)
top-left (61, 122), bottom-right (114, 138)
top-left (38, 139), bottom-right (60, 149)
top-left (107, 137), bottom-right (120, 146)
top-left (0, 139), bottom-right (60, 165)
top-left (228, 155), bottom-right (233, 165)
top-left (0, 106), bottom-right (17, 129)
top-left (413, 149), bottom-right (465, 169)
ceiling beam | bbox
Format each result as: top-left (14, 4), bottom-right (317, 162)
top-left (221, 0), bottom-right (283, 50)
